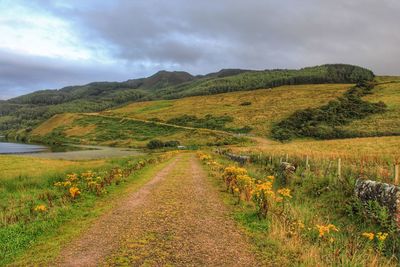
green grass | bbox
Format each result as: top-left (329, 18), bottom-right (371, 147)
top-left (200, 151), bottom-right (398, 266)
top-left (135, 101), bottom-right (173, 114)
top-left (73, 115), bottom-right (181, 142)
top-left (340, 80), bottom-right (400, 136)
top-left (31, 114), bottom-right (242, 148)
top-left (0, 153), bottom-right (175, 265)
top-left (0, 155), bottom-right (105, 180)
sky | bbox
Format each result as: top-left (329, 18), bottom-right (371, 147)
top-left (0, 0), bottom-right (399, 99)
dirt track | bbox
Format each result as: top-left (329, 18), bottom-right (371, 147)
top-left (57, 154), bottom-right (258, 266)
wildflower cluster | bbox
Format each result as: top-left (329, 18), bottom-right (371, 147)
top-left (362, 231), bottom-right (389, 252)
top-left (199, 152), bottom-right (292, 218)
top-left (222, 166), bottom-right (248, 193)
top-left (51, 152), bottom-right (179, 208)
top-left (316, 224), bottom-right (339, 242)
top-left (252, 177), bottom-right (275, 218)
top-left (197, 152), bottom-right (212, 162)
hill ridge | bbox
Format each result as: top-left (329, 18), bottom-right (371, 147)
top-left (0, 64), bottom-right (374, 135)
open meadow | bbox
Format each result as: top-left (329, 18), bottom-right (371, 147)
top-left (106, 84), bottom-right (350, 136)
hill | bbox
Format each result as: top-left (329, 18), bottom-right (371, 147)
top-left (0, 64), bottom-right (374, 135)
top-left (16, 75), bottom-right (399, 153)
top-left (30, 113), bottom-right (242, 148)
top-left (105, 84), bottom-right (350, 136)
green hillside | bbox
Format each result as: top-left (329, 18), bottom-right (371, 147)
top-left (0, 64), bottom-right (373, 135)
top-left (30, 113), bottom-right (241, 148)
top-left (106, 84), bottom-right (350, 136)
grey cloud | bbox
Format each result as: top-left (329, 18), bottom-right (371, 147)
top-left (1, 0), bottom-right (400, 99)
top-left (0, 50), bottom-right (133, 99)
top-left (56, 0), bottom-right (400, 74)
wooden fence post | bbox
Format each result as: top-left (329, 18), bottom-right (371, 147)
top-left (395, 164), bottom-right (399, 185)
top-left (338, 158), bottom-right (342, 179)
top-left (306, 155), bottom-right (309, 170)
top-left (286, 154), bottom-right (289, 162)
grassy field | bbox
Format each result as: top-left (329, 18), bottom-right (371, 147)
top-left (0, 155), bottom-right (105, 180)
top-left (106, 84), bottom-right (350, 136)
top-left (235, 136), bottom-right (400, 163)
top-left (0, 152), bottom-right (177, 265)
top-left (31, 113), bottom-right (241, 148)
top-left (339, 79), bottom-right (400, 136)
top-left (105, 78), bottom-right (400, 140)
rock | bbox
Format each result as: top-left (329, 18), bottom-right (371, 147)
top-left (225, 153), bottom-right (250, 165)
top-left (355, 179), bottom-right (400, 228)
top-left (280, 162), bottom-right (296, 174)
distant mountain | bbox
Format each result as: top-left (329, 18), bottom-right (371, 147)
top-left (202, 69), bottom-right (253, 78)
top-left (8, 70), bottom-right (195, 106)
top-left (134, 70), bottom-right (195, 89)
top-left (0, 64), bottom-right (374, 134)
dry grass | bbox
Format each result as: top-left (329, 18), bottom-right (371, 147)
top-left (0, 155), bottom-right (105, 180)
top-left (64, 124), bottom-right (97, 137)
top-left (32, 113), bottom-right (81, 136)
top-left (106, 84), bottom-right (349, 135)
top-left (234, 136), bottom-right (400, 163)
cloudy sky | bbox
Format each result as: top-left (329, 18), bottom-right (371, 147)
top-left (0, 0), bottom-right (399, 99)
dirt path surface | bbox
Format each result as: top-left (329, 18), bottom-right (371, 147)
top-left (57, 154), bottom-right (258, 266)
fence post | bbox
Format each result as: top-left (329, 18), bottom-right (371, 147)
top-left (286, 154), bottom-right (289, 162)
top-left (338, 158), bottom-right (342, 179)
top-left (306, 155), bottom-right (309, 170)
top-left (395, 164), bottom-right (399, 185)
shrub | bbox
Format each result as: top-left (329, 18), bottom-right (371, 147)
top-left (164, 140), bottom-right (180, 147)
top-left (146, 139), bottom-right (165, 149)
top-left (240, 101), bottom-right (252, 106)
top-left (271, 81), bottom-right (387, 141)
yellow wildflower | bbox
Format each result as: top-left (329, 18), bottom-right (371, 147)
top-left (316, 224), bottom-right (338, 238)
top-left (66, 173), bottom-right (78, 182)
top-left (63, 181), bottom-right (72, 187)
top-left (197, 152), bottom-right (212, 161)
top-left (34, 204), bottom-right (47, 212)
top-left (376, 232), bottom-right (388, 241)
top-left (277, 188), bottom-right (292, 198)
top-left (69, 186), bottom-right (81, 198)
top-left (362, 232), bottom-right (375, 241)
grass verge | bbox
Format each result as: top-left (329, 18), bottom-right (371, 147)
top-left (1, 154), bottom-right (176, 266)
top-left (200, 151), bottom-right (398, 266)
